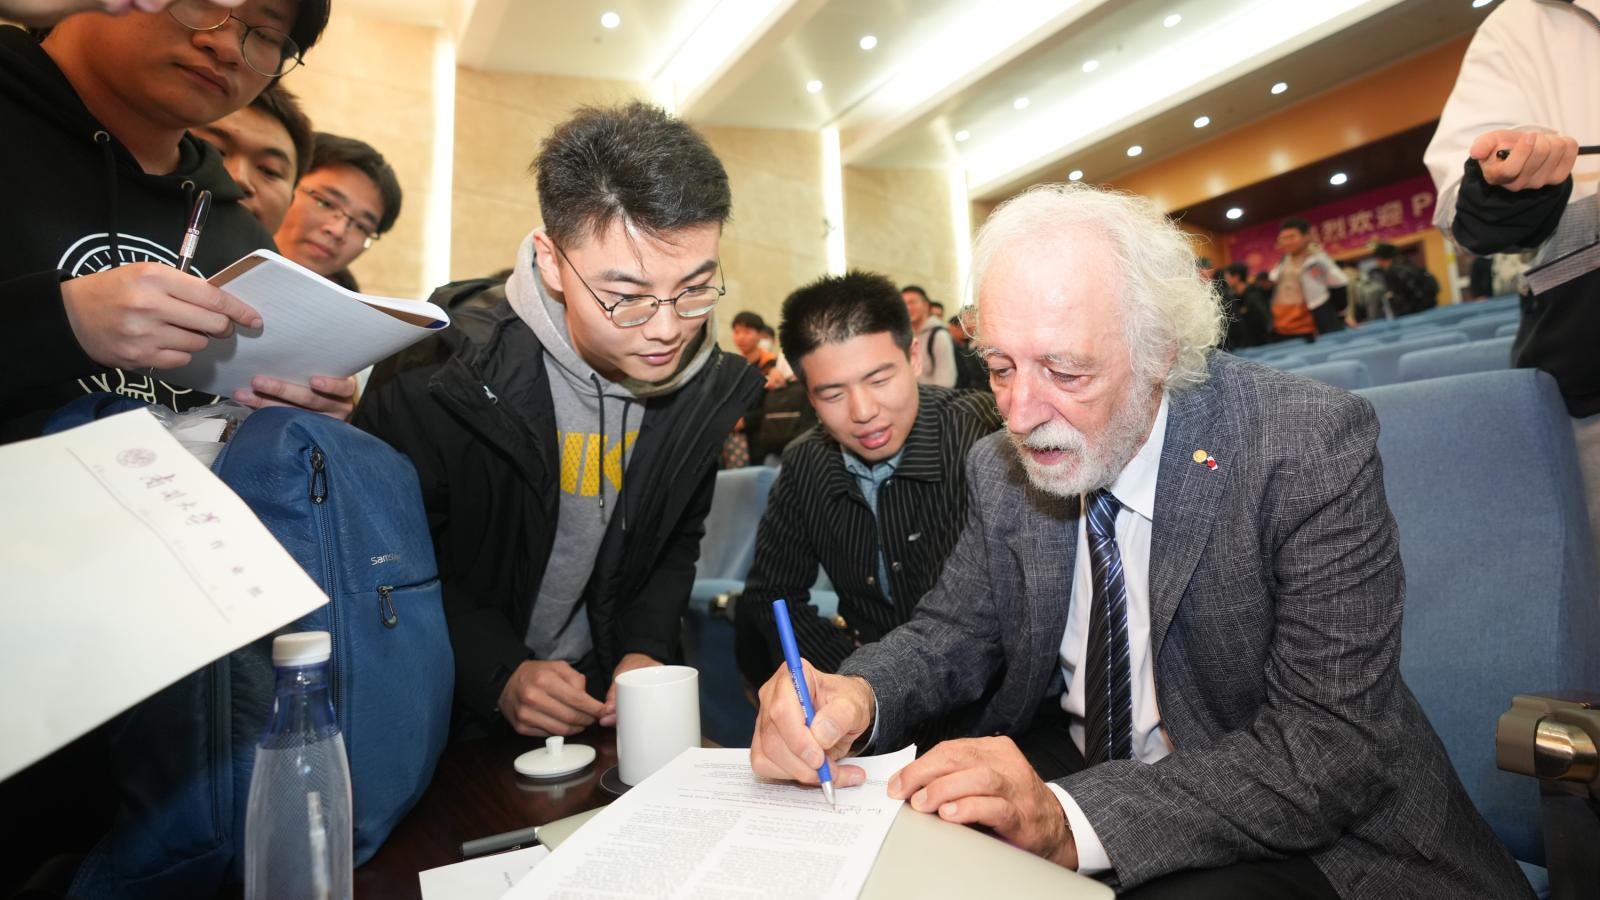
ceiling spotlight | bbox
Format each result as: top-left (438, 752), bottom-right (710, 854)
top-left (1081, 59), bottom-right (1100, 73)
top-left (1270, 81), bottom-right (1288, 95)
top-left (600, 11), bottom-right (620, 29)
top-left (1013, 96), bottom-right (1030, 110)
top-left (1193, 115), bottom-right (1211, 128)
top-left (1068, 169), bottom-right (1083, 182)
top-left (806, 79), bottom-right (823, 94)
top-left (1472, 0), bottom-right (1492, 7)
top-left (1126, 144), bottom-right (1143, 157)
top-left (1226, 207), bottom-right (1244, 220)
top-left (859, 34), bottom-right (878, 50)
top-left (1329, 172), bottom-right (1349, 186)
top-left (954, 129), bottom-right (971, 143)
top-left (1164, 13), bottom-right (1182, 27)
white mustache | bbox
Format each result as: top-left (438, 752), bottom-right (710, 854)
top-left (1015, 420), bottom-right (1087, 454)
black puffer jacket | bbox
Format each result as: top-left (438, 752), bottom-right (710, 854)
top-left (355, 293), bottom-right (762, 730)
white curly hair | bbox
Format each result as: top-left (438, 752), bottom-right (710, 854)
top-left (968, 182), bottom-right (1224, 391)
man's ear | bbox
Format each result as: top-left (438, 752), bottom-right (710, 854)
top-left (908, 339), bottom-right (924, 377)
top-left (532, 230), bottom-right (566, 303)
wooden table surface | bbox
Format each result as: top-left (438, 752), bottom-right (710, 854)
top-left (354, 727), bottom-right (621, 899)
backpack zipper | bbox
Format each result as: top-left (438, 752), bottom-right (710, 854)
top-left (307, 446), bottom-right (344, 725)
top-left (377, 585), bottom-right (399, 629)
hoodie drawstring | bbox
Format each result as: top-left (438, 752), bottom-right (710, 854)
top-left (93, 131), bottom-right (122, 268)
top-left (592, 373), bottom-right (607, 517)
top-left (589, 373), bottom-right (635, 532)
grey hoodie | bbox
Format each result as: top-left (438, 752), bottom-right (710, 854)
top-left (505, 232), bottom-right (716, 663)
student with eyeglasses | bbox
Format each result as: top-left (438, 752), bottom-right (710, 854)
top-left (355, 102), bottom-right (763, 741)
top-left (0, 0), bottom-right (357, 445)
top-left (273, 130), bottom-right (401, 291)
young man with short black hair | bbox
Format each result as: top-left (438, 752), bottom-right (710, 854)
top-left (736, 271), bottom-right (1001, 739)
top-left (192, 83), bottom-right (315, 233)
top-left (274, 131), bottom-right (401, 290)
top-left (356, 102), bottom-right (762, 738)
top-left (0, 0), bottom-right (348, 444)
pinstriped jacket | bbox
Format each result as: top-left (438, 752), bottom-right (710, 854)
top-left (736, 385), bottom-right (1001, 682)
top-left (839, 352), bottom-right (1530, 898)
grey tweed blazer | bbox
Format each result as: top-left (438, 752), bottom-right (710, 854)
top-left (838, 352), bottom-right (1530, 898)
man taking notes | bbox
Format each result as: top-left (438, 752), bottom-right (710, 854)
top-left (356, 102), bottom-right (762, 738)
top-left (736, 271), bottom-right (1000, 747)
top-left (0, 0), bottom-right (354, 443)
top-left (750, 184), bottom-right (1529, 898)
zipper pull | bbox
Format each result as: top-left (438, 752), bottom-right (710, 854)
top-left (309, 447), bottom-right (328, 504)
top-left (377, 585), bottom-right (398, 629)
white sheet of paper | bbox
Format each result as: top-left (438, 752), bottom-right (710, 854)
top-left (0, 409), bottom-right (329, 782)
top-left (503, 745), bottom-right (915, 900)
top-left (419, 845), bottom-right (550, 900)
top-left (159, 249), bottom-right (448, 399)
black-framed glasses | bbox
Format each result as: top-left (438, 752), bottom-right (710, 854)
top-left (168, 0), bottom-right (303, 78)
top-left (299, 187), bottom-right (378, 249)
top-left (553, 242), bottom-right (725, 328)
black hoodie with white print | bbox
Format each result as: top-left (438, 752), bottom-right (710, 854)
top-left (0, 25), bottom-right (275, 442)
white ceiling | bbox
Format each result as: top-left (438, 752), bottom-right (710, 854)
top-left (389, 0), bottom-right (1495, 203)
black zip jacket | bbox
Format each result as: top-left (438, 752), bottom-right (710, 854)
top-left (354, 299), bottom-right (763, 729)
top-left (0, 26), bottom-right (273, 442)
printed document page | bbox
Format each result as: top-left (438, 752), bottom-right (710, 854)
top-left (160, 249), bottom-right (449, 398)
top-left (0, 409), bottom-right (329, 781)
top-left (420, 846), bottom-right (550, 900)
top-left (505, 746), bottom-right (915, 900)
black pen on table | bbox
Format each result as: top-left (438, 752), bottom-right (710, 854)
top-left (175, 189), bottom-right (212, 275)
top-left (460, 824), bottom-right (542, 859)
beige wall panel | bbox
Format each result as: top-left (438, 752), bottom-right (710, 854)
top-left (845, 166), bottom-right (960, 310)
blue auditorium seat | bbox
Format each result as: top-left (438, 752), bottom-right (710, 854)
top-left (1326, 331), bottom-right (1467, 385)
top-left (1396, 336), bottom-right (1515, 383)
top-left (685, 465), bottom-right (780, 746)
top-left (1497, 321), bottom-right (1520, 338)
top-left (1286, 359), bottom-right (1372, 390)
top-left (1359, 370), bottom-right (1600, 896)
top-left (1456, 313), bottom-right (1524, 342)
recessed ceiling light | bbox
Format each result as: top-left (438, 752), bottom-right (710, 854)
top-left (859, 34), bottom-right (878, 50)
top-left (1081, 59), bottom-right (1100, 73)
top-left (1270, 81), bottom-right (1288, 95)
top-left (954, 129), bottom-right (971, 143)
top-left (1193, 115), bottom-right (1210, 129)
top-left (1068, 169), bottom-right (1083, 182)
top-left (1472, 0), bottom-right (1492, 7)
top-left (1329, 172), bottom-right (1349, 186)
top-left (806, 79), bottom-right (823, 94)
top-left (600, 11), bottom-right (620, 29)
top-left (1013, 96), bottom-right (1030, 110)
top-left (1226, 207), bottom-right (1244, 220)
top-left (1126, 144), bottom-right (1143, 157)
top-left (1164, 13), bottom-right (1182, 27)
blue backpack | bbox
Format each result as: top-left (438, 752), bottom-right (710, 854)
top-left (45, 397), bottom-right (453, 898)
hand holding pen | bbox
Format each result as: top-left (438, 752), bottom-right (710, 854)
top-left (748, 600), bottom-right (876, 800)
top-left (1473, 129), bottom-right (1592, 192)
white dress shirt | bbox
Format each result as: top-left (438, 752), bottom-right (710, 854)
top-left (1044, 394), bottom-right (1171, 876)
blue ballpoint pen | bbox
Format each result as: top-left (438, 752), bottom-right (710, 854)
top-left (771, 598), bottom-right (836, 810)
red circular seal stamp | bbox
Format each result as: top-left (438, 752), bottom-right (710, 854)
top-left (116, 448), bottom-right (157, 468)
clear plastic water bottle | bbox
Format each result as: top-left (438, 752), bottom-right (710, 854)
top-left (244, 632), bottom-right (353, 900)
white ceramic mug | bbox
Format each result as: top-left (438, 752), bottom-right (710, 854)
top-left (615, 665), bottom-right (701, 785)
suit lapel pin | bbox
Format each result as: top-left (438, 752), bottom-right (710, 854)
top-left (1192, 448), bottom-right (1218, 470)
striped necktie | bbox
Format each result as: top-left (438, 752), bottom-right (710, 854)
top-left (1082, 489), bottom-right (1134, 763)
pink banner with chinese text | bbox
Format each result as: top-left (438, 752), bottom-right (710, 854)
top-left (1223, 175), bottom-right (1438, 276)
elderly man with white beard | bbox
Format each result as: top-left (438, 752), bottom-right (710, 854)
top-left (747, 184), bottom-right (1531, 899)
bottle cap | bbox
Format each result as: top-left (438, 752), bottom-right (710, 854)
top-left (272, 631), bottom-right (332, 667)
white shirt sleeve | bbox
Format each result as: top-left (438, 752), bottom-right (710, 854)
top-left (929, 328), bottom-right (958, 388)
top-left (1045, 783), bottom-right (1113, 876)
